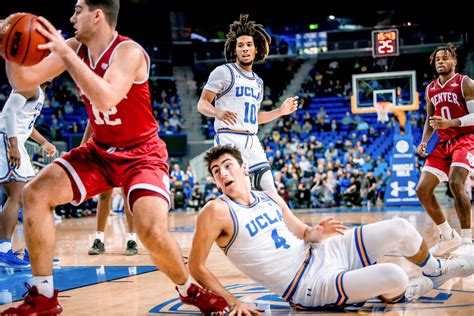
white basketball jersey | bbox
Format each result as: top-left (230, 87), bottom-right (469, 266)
top-left (0, 87), bottom-right (45, 141)
top-left (206, 63), bottom-right (263, 134)
top-left (220, 191), bottom-right (309, 296)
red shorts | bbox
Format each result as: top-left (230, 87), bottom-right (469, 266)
top-left (423, 133), bottom-right (474, 182)
top-left (54, 135), bottom-right (170, 208)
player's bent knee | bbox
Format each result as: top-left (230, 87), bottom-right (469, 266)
top-left (378, 263), bottom-right (409, 292)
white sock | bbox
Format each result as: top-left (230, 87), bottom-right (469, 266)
top-left (420, 254), bottom-right (441, 276)
top-left (176, 278), bottom-right (192, 296)
top-left (0, 240), bottom-right (12, 253)
top-left (127, 233), bottom-right (136, 242)
top-left (461, 229), bottom-right (472, 243)
top-left (437, 221), bottom-right (453, 239)
top-left (95, 231), bottom-right (105, 242)
top-left (34, 276), bottom-right (54, 298)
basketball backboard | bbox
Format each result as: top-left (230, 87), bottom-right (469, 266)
top-left (351, 71), bottom-right (419, 114)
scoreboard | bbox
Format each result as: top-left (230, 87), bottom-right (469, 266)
top-left (372, 29), bottom-right (399, 57)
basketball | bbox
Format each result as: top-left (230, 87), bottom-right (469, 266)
top-left (1, 13), bottom-right (49, 66)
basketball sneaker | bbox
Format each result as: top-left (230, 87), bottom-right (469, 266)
top-left (125, 240), bottom-right (138, 256)
top-left (451, 238), bottom-right (474, 257)
top-left (424, 255), bottom-right (474, 288)
top-left (430, 230), bottom-right (462, 256)
top-left (88, 239), bottom-right (105, 255)
top-left (177, 283), bottom-right (227, 314)
top-left (404, 276), bottom-right (433, 301)
top-left (23, 249), bottom-right (60, 266)
top-left (0, 250), bottom-right (30, 269)
top-left (0, 283), bottom-right (62, 315)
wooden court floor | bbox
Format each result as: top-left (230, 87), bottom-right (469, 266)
top-left (1, 205), bottom-right (473, 315)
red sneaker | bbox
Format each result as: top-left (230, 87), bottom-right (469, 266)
top-left (177, 283), bottom-right (227, 314)
top-left (1, 283), bottom-right (62, 315)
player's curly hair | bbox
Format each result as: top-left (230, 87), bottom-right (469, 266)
top-left (224, 14), bottom-right (271, 63)
top-left (430, 42), bottom-right (457, 65)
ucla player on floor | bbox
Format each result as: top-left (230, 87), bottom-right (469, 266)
top-left (188, 145), bottom-right (474, 314)
top-left (197, 14), bottom-right (298, 191)
top-left (0, 82), bottom-right (56, 268)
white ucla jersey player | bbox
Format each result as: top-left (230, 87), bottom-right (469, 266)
top-left (219, 191), bottom-right (309, 296)
top-left (190, 145), bottom-right (474, 314)
top-left (0, 86), bottom-right (51, 182)
top-left (197, 15), bottom-right (298, 192)
top-left (207, 63), bottom-right (263, 135)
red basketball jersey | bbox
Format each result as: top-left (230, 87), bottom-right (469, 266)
top-left (77, 33), bottom-right (158, 148)
top-left (427, 73), bottom-right (474, 142)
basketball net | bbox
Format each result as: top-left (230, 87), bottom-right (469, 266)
top-left (375, 102), bottom-right (391, 123)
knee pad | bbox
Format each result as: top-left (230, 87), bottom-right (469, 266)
top-left (250, 167), bottom-right (275, 191)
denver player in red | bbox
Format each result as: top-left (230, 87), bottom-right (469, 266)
top-left (0, 1), bottom-right (225, 314)
top-left (416, 43), bottom-right (474, 258)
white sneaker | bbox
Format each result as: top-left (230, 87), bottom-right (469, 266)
top-left (430, 230), bottom-right (462, 256)
top-left (404, 276), bottom-right (433, 301)
top-left (451, 238), bottom-right (474, 257)
top-left (425, 255), bottom-right (474, 288)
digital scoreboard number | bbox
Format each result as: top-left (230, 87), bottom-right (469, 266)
top-left (372, 29), bottom-right (399, 57)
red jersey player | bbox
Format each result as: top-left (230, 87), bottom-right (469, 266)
top-left (0, 1), bottom-right (225, 315)
top-left (416, 43), bottom-right (474, 258)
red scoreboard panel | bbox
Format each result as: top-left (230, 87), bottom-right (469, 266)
top-left (372, 29), bottom-right (399, 57)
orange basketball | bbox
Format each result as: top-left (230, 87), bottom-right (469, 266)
top-left (1, 13), bottom-right (49, 66)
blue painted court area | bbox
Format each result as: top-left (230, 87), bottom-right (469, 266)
top-left (0, 265), bottom-right (157, 304)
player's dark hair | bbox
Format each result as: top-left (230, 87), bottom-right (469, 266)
top-left (204, 145), bottom-right (244, 175)
top-left (224, 14), bottom-right (271, 63)
top-left (85, 0), bottom-right (120, 27)
top-left (430, 43), bottom-right (457, 65)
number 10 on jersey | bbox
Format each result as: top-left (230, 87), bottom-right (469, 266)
top-left (244, 102), bottom-right (257, 124)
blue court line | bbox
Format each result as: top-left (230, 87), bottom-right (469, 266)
top-left (300, 205), bottom-right (424, 214)
top-left (0, 265), bottom-right (157, 304)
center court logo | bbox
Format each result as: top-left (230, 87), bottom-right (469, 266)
top-left (149, 283), bottom-right (461, 314)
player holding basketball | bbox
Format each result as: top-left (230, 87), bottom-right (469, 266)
top-left (416, 43), bottom-right (474, 257)
top-left (0, 1), bottom-right (225, 314)
top-left (189, 145), bottom-right (474, 314)
top-left (197, 14), bottom-right (298, 192)
top-left (0, 81), bottom-right (56, 269)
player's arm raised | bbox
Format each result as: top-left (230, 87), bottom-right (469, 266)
top-left (258, 96), bottom-right (298, 124)
top-left (189, 200), bottom-right (260, 315)
top-left (5, 39), bottom-right (76, 92)
top-left (35, 17), bottom-right (143, 112)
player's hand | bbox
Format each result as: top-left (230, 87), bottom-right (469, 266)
top-left (35, 16), bottom-right (70, 57)
top-left (319, 216), bottom-right (347, 236)
top-left (227, 300), bottom-right (262, 316)
top-left (42, 141), bottom-right (57, 157)
top-left (215, 109), bottom-right (238, 126)
top-left (429, 115), bottom-right (458, 129)
top-left (278, 96), bottom-right (299, 116)
top-left (8, 146), bottom-right (21, 169)
top-left (417, 142), bottom-right (427, 157)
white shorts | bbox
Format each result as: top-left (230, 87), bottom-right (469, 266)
top-left (214, 131), bottom-right (270, 173)
top-left (0, 133), bottom-right (35, 183)
top-left (289, 226), bottom-right (373, 309)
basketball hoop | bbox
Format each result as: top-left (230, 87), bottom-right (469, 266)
top-left (375, 102), bottom-right (391, 123)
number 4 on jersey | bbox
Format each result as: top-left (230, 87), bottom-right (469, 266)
top-left (271, 229), bottom-right (290, 249)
